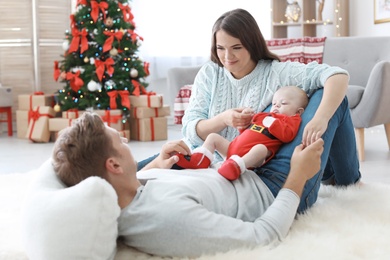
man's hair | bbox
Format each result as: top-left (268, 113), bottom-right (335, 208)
top-left (210, 8), bottom-right (280, 66)
top-left (52, 112), bottom-right (118, 187)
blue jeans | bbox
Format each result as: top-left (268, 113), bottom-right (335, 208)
top-left (256, 89), bottom-right (361, 213)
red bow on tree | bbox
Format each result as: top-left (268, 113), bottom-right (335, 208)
top-left (131, 80), bottom-right (155, 96)
top-left (66, 71), bottom-right (84, 92)
top-left (54, 61), bottom-right (61, 81)
top-left (118, 3), bottom-right (134, 23)
top-left (95, 58), bottom-right (115, 82)
top-left (144, 62), bottom-right (150, 76)
top-left (103, 31), bottom-right (123, 52)
top-left (107, 90), bottom-right (130, 109)
top-left (68, 28), bottom-right (88, 54)
top-left (76, 0), bottom-right (87, 7)
top-left (90, 1), bottom-right (108, 23)
top-left (70, 14), bottom-right (76, 29)
top-left (127, 29), bottom-right (144, 43)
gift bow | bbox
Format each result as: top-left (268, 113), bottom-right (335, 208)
top-left (132, 80), bottom-right (155, 96)
top-left (95, 58), bottom-right (115, 82)
top-left (102, 110), bottom-right (123, 128)
top-left (91, 1), bottom-right (108, 23)
top-left (27, 106), bottom-right (54, 141)
top-left (54, 61), bottom-right (61, 81)
top-left (103, 31), bottom-right (123, 52)
top-left (76, 0), bottom-right (87, 7)
top-left (127, 29), bottom-right (143, 42)
top-left (66, 71), bottom-right (84, 92)
top-left (68, 28), bottom-right (88, 54)
top-left (118, 3), bottom-right (134, 23)
top-left (107, 90), bottom-right (130, 109)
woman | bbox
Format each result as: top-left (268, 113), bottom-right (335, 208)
top-left (181, 8), bottom-right (361, 213)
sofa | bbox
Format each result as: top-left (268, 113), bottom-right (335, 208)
top-left (167, 36), bottom-right (390, 161)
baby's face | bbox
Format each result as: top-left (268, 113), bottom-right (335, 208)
top-left (271, 89), bottom-right (302, 116)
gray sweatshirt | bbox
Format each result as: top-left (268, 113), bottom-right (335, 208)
top-left (118, 168), bottom-right (299, 258)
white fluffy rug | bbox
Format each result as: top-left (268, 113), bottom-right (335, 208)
top-left (1, 172), bottom-right (390, 260)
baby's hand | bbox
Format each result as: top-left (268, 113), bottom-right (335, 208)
top-left (242, 107), bottom-right (254, 115)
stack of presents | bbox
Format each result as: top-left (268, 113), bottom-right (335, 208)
top-left (16, 92), bottom-right (170, 143)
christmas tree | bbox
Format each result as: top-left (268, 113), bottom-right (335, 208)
top-left (53, 0), bottom-right (150, 120)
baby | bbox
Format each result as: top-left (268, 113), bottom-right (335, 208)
top-left (176, 86), bottom-right (309, 180)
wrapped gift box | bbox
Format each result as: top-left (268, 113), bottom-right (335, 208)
top-left (129, 94), bottom-right (164, 108)
top-left (18, 93), bottom-right (55, 111)
top-left (49, 118), bottom-right (74, 132)
top-left (94, 109), bottom-right (125, 131)
top-left (16, 110), bottom-right (29, 139)
top-left (129, 117), bottom-right (167, 141)
top-left (130, 105), bottom-right (170, 119)
top-left (26, 106), bottom-right (56, 143)
top-left (62, 109), bottom-right (84, 119)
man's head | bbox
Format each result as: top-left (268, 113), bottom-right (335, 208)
top-left (52, 112), bottom-right (136, 187)
top-left (271, 86), bottom-right (309, 116)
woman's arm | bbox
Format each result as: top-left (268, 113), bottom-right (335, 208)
top-left (302, 73), bottom-right (349, 146)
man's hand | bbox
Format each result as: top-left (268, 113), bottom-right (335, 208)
top-left (140, 140), bottom-right (191, 171)
top-left (283, 138), bottom-right (324, 197)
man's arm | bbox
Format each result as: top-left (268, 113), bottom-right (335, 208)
top-left (139, 140), bottom-right (191, 171)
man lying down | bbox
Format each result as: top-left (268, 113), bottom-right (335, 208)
top-left (52, 112), bottom-right (323, 258)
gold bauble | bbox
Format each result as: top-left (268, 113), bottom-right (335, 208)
top-left (84, 57), bottom-right (89, 63)
top-left (109, 48), bottom-right (118, 56)
top-left (105, 17), bottom-right (114, 27)
top-left (54, 104), bottom-right (61, 112)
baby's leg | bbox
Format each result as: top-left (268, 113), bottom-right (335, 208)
top-left (202, 133), bottom-right (230, 158)
top-left (242, 144), bottom-right (270, 168)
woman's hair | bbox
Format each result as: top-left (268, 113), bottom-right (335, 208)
top-left (210, 8), bottom-right (280, 66)
top-left (52, 112), bottom-right (118, 187)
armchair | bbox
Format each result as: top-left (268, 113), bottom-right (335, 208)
top-left (323, 36), bottom-right (390, 161)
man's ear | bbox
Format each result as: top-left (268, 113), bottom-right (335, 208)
top-left (297, 107), bottom-right (305, 115)
top-left (105, 157), bottom-right (122, 175)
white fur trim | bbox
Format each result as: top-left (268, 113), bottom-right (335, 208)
top-left (193, 147), bottom-right (214, 161)
top-left (229, 155), bottom-right (246, 174)
top-left (262, 116), bottom-right (276, 127)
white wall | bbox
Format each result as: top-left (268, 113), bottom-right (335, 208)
top-left (350, 1), bottom-right (390, 36)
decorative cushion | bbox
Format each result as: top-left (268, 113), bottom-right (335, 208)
top-left (20, 159), bottom-right (120, 260)
top-left (266, 37), bottom-right (327, 64)
top-left (174, 84), bottom-right (193, 124)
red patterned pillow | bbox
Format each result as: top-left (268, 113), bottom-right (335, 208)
top-left (266, 37), bottom-right (326, 64)
top-left (174, 85), bottom-right (192, 124)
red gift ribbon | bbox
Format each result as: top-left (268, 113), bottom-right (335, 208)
top-left (127, 29), bottom-right (143, 42)
top-left (90, 1), bottom-right (108, 23)
top-left (29, 92), bottom-right (45, 110)
top-left (103, 31), bottom-right (123, 52)
top-left (95, 58), bottom-right (114, 82)
top-left (54, 61), bottom-right (60, 81)
top-left (102, 110), bottom-right (123, 129)
top-left (66, 71), bottom-right (84, 92)
top-left (65, 109), bottom-right (79, 119)
top-left (68, 28), bottom-right (88, 54)
top-left (27, 106), bottom-right (54, 141)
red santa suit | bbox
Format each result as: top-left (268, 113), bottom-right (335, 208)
top-left (227, 112), bottom-right (301, 164)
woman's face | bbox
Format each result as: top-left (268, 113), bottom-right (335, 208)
top-left (216, 29), bottom-right (256, 79)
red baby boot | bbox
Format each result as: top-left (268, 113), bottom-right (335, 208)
top-left (218, 155), bottom-right (245, 181)
top-left (175, 147), bottom-right (213, 169)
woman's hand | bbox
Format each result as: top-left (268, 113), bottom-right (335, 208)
top-left (140, 140), bottom-right (191, 170)
top-left (223, 108), bottom-right (254, 130)
top-left (302, 117), bottom-right (328, 147)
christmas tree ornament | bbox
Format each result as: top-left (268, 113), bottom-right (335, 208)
top-left (87, 80), bottom-right (98, 91)
top-left (104, 80), bottom-right (116, 90)
top-left (93, 28), bottom-right (98, 35)
top-left (109, 48), bottom-right (118, 56)
top-left (89, 57), bottom-right (95, 65)
top-left (105, 17), bottom-right (114, 27)
top-left (62, 41), bottom-right (69, 51)
top-left (54, 103), bottom-right (61, 112)
top-left (60, 71), bottom-right (67, 80)
top-left (130, 68), bottom-right (138, 78)
top-left (84, 57), bottom-right (89, 63)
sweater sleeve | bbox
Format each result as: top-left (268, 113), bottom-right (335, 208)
top-left (127, 188), bottom-right (299, 258)
top-left (269, 60), bottom-right (349, 97)
top-left (181, 62), bottom-right (217, 147)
